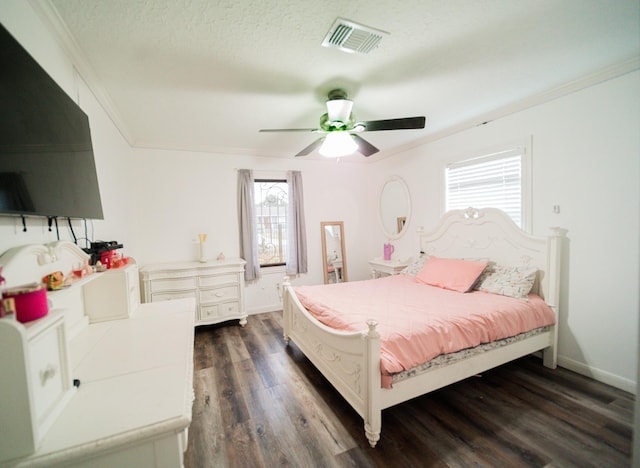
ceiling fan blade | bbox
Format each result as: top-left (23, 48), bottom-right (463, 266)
top-left (352, 134), bottom-right (379, 157)
top-left (359, 116), bottom-right (426, 132)
top-left (295, 138), bottom-right (324, 157)
top-left (259, 128), bottom-right (318, 133)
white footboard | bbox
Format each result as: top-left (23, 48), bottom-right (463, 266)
top-left (282, 281), bottom-right (382, 447)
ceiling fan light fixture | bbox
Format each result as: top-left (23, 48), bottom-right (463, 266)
top-left (319, 132), bottom-right (358, 158)
top-left (326, 98), bottom-right (353, 122)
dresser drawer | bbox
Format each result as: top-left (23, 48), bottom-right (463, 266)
top-left (200, 301), bottom-right (239, 321)
top-left (151, 290), bottom-right (197, 303)
top-left (198, 274), bottom-right (237, 288)
top-left (199, 286), bottom-right (238, 304)
top-left (150, 277), bottom-right (197, 293)
top-left (28, 319), bottom-right (68, 428)
top-left (1, 312), bottom-right (75, 462)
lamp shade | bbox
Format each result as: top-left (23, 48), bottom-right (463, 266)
top-left (319, 132), bottom-right (358, 158)
top-left (326, 99), bottom-right (353, 122)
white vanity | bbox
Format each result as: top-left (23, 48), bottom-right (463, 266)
top-left (0, 242), bottom-right (194, 467)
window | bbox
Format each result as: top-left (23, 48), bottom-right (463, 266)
top-left (445, 145), bottom-right (529, 229)
top-left (254, 179), bottom-right (288, 267)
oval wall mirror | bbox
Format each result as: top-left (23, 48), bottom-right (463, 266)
top-left (321, 221), bottom-right (348, 284)
top-left (379, 176), bottom-right (411, 240)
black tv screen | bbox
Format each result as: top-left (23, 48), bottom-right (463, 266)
top-left (0, 23), bottom-right (104, 220)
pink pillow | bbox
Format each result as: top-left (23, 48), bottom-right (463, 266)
top-left (415, 257), bottom-right (488, 293)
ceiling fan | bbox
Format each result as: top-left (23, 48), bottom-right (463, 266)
top-left (259, 89), bottom-right (426, 158)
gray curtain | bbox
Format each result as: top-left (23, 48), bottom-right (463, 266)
top-left (286, 170), bottom-right (308, 275)
top-left (237, 169), bottom-right (260, 281)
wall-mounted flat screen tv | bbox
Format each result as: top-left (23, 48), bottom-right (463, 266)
top-left (0, 23), bottom-right (104, 220)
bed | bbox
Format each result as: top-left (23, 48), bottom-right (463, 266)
top-left (281, 207), bottom-right (567, 448)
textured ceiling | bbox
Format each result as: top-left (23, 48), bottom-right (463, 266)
top-left (45, 0), bottom-right (639, 160)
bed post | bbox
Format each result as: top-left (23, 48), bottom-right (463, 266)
top-left (281, 276), bottom-right (291, 345)
top-left (364, 319), bottom-right (381, 448)
top-left (544, 227), bottom-right (568, 369)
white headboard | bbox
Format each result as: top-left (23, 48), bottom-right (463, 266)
top-left (418, 208), bottom-right (567, 307)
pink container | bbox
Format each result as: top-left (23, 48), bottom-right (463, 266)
top-left (3, 283), bottom-right (49, 323)
top-left (383, 243), bottom-right (395, 261)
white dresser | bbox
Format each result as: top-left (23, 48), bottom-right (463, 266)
top-left (140, 258), bottom-right (247, 327)
top-left (0, 242), bottom-right (195, 468)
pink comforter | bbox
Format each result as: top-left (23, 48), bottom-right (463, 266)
top-left (293, 275), bottom-right (555, 387)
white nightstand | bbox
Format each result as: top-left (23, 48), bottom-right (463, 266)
top-left (368, 258), bottom-right (410, 278)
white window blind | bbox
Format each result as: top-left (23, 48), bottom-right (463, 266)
top-left (446, 148), bottom-right (524, 227)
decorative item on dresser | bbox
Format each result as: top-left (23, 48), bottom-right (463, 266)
top-left (139, 258), bottom-right (247, 327)
top-left (368, 257), bottom-right (410, 278)
top-left (0, 241), bottom-right (195, 467)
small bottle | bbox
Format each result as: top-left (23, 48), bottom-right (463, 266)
top-left (2, 297), bottom-right (16, 320)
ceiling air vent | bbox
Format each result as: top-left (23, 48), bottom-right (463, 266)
top-left (321, 18), bottom-right (389, 55)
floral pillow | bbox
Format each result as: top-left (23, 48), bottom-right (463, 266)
top-left (475, 263), bottom-right (538, 299)
top-left (400, 254), bottom-right (428, 276)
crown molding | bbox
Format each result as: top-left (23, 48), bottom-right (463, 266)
top-left (382, 55), bottom-right (640, 160)
top-left (29, 0), bottom-right (135, 146)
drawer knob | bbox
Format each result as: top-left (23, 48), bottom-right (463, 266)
top-left (40, 364), bottom-right (57, 385)
top-left (215, 292), bottom-right (224, 297)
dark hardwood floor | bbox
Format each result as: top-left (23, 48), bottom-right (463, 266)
top-left (184, 311), bottom-right (633, 468)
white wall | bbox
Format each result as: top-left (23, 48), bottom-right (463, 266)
top-left (129, 149), bottom-right (371, 313)
top-left (370, 71), bottom-right (640, 392)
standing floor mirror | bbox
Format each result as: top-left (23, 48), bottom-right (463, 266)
top-left (321, 221), bottom-right (348, 284)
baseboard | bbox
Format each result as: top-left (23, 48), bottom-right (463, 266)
top-left (558, 355), bottom-right (636, 395)
top-left (247, 304), bottom-right (282, 316)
